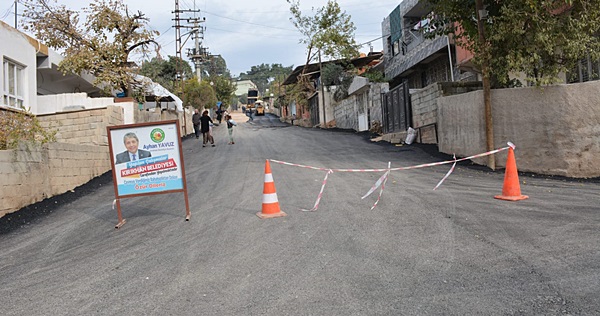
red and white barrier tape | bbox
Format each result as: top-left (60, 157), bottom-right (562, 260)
top-left (269, 142), bottom-right (514, 211)
top-left (363, 162), bottom-right (391, 210)
top-left (301, 169), bottom-right (333, 212)
top-left (433, 154), bottom-right (457, 191)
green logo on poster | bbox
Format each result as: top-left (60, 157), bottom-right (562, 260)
top-left (150, 128), bottom-right (165, 143)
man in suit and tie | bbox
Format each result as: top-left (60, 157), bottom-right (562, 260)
top-left (115, 132), bottom-right (151, 164)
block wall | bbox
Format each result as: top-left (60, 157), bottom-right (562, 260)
top-left (0, 142), bottom-right (111, 217)
top-left (37, 105), bottom-right (123, 145)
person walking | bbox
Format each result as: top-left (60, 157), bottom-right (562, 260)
top-left (225, 114), bottom-right (237, 144)
top-left (192, 108), bottom-right (201, 139)
top-left (216, 108), bottom-right (223, 124)
top-left (199, 110), bottom-right (215, 147)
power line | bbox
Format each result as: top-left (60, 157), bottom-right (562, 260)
top-left (0, 2), bottom-right (14, 21)
top-left (205, 26), bottom-right (299, 40)
top-left (202, 10), bottom-right (296, 32)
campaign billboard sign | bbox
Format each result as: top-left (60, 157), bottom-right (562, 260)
top-left (108, 121), bottom-right (184, 197)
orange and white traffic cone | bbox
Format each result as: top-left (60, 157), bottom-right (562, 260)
top-left (494, 146), bottom-right (529, 201)
top-left (257, 159), bottom-right (287, 219)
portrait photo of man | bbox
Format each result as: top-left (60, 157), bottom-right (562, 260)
top-left (115, 132), bottom-right (152, 165)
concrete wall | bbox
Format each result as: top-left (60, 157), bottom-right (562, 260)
top-left (114, 99), bottom-right (194, 136)
top-left (0, 106), bottom-right (122, 217)
top-left (0, 141), bottom-right (111, 218)
top-left (37, 93), bottom-right (116, 115)
top-left (411, 82), bottom-right (483, 144)
top-left (333, 82), bottom-right (387, 131)
top-left (437, 81), bottom-right (600, 178)
top-left (370, 83), bottom-right (387, 130)
top-left (0, 103), bottom-right (196, 218)
top-left (334, 97), bottom-right (358, 130)
top-left (37, 106), bottom-right (123, 145)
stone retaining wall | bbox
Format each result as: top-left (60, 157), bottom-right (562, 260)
top-left (0, 142), bottom-right (111, 217)
top-left (37, 105), bottom-right (123, 145)
top-left (437, 81), bottom-right (600, 177)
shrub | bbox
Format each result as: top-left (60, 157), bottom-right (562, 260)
top-left (0, 106), bottom-right (56, 150)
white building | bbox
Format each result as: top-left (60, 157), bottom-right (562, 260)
top-left (1, 20), bottom-right (182, 124)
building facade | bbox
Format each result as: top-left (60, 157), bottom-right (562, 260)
top-left (382, 0), bottom-right (477, 90)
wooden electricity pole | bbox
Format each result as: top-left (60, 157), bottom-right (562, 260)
top-left (476, 0), bottom-right (495, 170)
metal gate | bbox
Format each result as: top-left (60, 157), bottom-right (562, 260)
top-left (309, 94), bottom-right (320, 126)
top-left (382, 82), bottom-right (411, 134)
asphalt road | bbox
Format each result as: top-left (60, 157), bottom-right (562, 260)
top-left (1, 113), bottom-right (599, 315)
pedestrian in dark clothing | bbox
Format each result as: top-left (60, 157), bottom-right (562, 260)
top-left (192, 109), bottom-right (201, 139)
top-left (216, 109), bottom-right (223, 124)
top-left (200, 110), bottom-right (215, 147)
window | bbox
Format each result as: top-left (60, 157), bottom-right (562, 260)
top-left (3, 59), bottom-right (25, 108)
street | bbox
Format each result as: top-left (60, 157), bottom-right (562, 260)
top-left (1, 113), bottom-right (599, 316)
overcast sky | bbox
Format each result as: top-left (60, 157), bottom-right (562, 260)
top-left (2, 0), bottom-right (401, 77)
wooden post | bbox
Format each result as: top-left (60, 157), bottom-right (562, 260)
top-left (476, 0), bottom-right (495, 170)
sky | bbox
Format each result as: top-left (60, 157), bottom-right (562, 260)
top-left (1, 0), bottom-right (402, 78)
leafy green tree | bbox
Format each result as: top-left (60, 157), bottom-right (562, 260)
top-left (182, 79), bottom-right (217, 110)
top-left (205, 55), bottom-right (230, 78)
top-left (287, 0), bottom-right (359, 110)
top-left (239, 64), bottom-right (293, 95)
top-left (140, 56), bottom-right (193, 92)
top-left (238, 93), bottom-right (248, 105)
top-left (426, 0), bottom-right (600, 86)
top-left (21, 0), bottom-right (160, 95)
top-left (239, 63), bottom-right (271, 94)
top-left (207, 76), bottom-right (236, 109)
top-left (288, 0), bottom-right (359, 64)
top-left (321, 63), bottom-right (355, 102)
top-left (363, 70), bottom-right (386, 83)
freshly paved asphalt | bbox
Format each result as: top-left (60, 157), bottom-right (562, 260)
top-left (1, 112), bottom-right (599, 315)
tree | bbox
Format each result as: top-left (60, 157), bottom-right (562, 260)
top-left (205, 55), bottom-right (230, 78)
top-left (182, 79), bottom-right (217, 110)
top-left (239, 63), bottom-right (293, 95)
top-left (426, 0), bottom-right (600, 169)
top-left (238, 93), bottom-right (248, 105)
top-left (21, 0), bottom-right (160, 95)
top-left (239, 63), bottom-right (271, 94)
top-left (426, 0), bottom-right (600, 86)
top-left (288, 0), bottom-right (359, 65)
top-left (140, 56), bottom-right (193, 92)
top-left (207, 76), bottom-right (236, 109)
top-left (287, 0), bottom-right (360, 115)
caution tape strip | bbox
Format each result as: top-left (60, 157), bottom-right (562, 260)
top-left (301, 169), bottom-right (333, 212)
top-left (269, 142), bottom-right (515, 211)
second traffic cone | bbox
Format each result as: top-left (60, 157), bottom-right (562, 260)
top-left (494, 147), bottom-right (529, 201)
top-left (257, 160), bottom-right (287, 219)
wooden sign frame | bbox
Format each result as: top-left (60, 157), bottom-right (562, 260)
top-left (107, 120), bottom-right (190, 228)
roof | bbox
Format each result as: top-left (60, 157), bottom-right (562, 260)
top-left (134, 75), bottom-right (183, 112)
top-left (282, 52), bottom-right (383, 85)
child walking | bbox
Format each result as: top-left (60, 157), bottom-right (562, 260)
top-left (226, 114), bottom-right (237, 144)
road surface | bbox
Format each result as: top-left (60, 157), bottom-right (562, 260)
top-left (1, 115), bottom-right (599, 315)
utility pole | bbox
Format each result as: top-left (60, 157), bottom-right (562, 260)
top-left (476, 0), bottom-right (495, 170)
top-left (318, 49), bottom-right (326, 128)
top-left (187, 17), bottom-right (208, 82)
top-left (173, 1), bottom-right (202, 80)
top-left (173, 0), bottom-right (201, 135)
